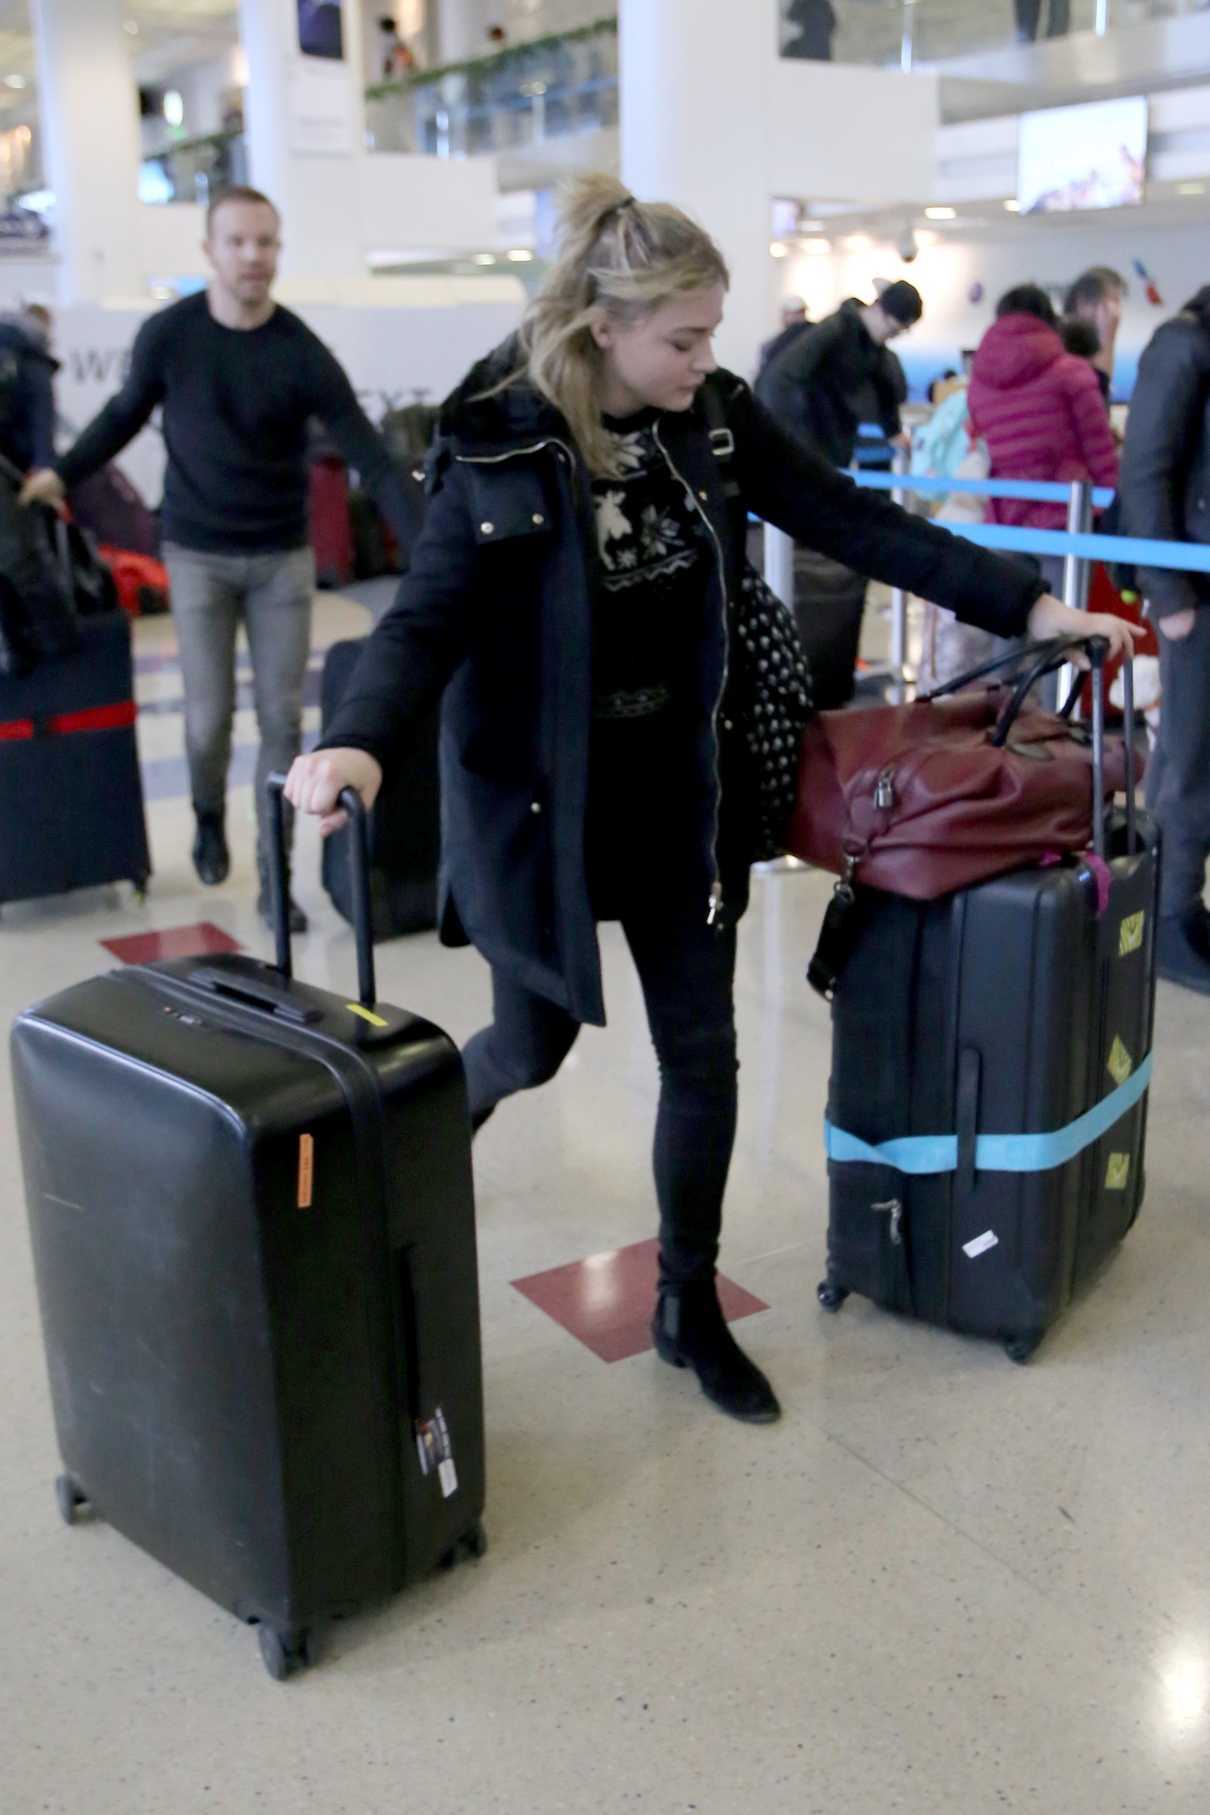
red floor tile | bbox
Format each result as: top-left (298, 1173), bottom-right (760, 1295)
top-left (101, 922), bottom-right (244, 965)
top-left (512, 1237), bottom-right (768, 1363)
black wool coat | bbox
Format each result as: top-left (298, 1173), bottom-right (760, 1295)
top-left (321, 345), bottom-right (1043, 1027)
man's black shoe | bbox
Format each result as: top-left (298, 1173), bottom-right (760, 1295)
top-left (192, 811), bottom-right (229, 886)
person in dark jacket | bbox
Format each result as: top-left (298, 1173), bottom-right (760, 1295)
top-left (285, 176), bottom-right (1135, 1429)
top-left (754, 280), bottom-right (922, 706)
top-left (758, 296), bottom-right (809, 377)
top-left (1064, 266), bottom-right (1125, 404)
top-left (755, 282), bottom-right (922, 467)
top-left (783, 0), bottom-right (837, 60)
top-left (1015, 0), bottom-right (1070, 40)
top-left (1119, 287), bottom-right (1210, 992)
top-left (21, 186), bottom-right (416, 930)
top-left (0, 306), bottom-right (58, 475)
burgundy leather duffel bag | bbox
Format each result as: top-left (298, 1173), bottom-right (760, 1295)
top-left (788, 639), bottom-right (1138, 902)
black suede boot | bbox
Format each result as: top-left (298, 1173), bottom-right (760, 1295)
top-left (191, 809), bottom-right (229, 886)
top-left (652, 1281), bottom-right (780, 1425)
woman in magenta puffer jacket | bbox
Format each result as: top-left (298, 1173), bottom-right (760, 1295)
top-left (968, 283), bottom-right (1119, 547)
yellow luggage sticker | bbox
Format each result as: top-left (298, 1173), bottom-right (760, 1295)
top-left (1107, 1037), bottom-right (1134, 1087)
top-left (1105, 1152), bottom-right (1131, 1192)
top-left (1119, 912), bottom-right (1145, 958)
top-left (347, 1003), bottom-right (389, 1028)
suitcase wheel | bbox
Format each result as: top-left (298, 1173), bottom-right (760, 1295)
top-left (54, 1474), bottom-right (88, 1527)
top-left (817, 1280), bottom-right (849, 1314)
top-left (258, 1624), bottom-right (312, 1683)
top-left (131, 873), bottom-right (150, 903)
top-left (1004, 1334), bottom-right (1040, 1366)
top-left (439, 1521), bottom-right (488, 1572)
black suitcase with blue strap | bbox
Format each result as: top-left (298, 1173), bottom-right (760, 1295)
top-left (816, 655), bottom-right (1157, 1362)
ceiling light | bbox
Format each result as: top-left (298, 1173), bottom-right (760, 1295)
top-left (924, 206), bottom-right (957, 221)
top-left (163, 90), bottom-right (184, 128)
top-left (506, 249), bottom-right (534, 263)
top-left (770, 241), bottom-right (788, 260)
top-left (3, 75), bottom-right (26, 91)
top-left (472, 252), bottom-right (497, 266)
top-left (1003, 198), bottom-right (1021, 213)
top-left (802, 240), bottom-right (831, 258)
top-left (845, 233), bottom-right (872, 251)
top-left (1178, 182), bottom-right (1206, 196)
top-left (123, 19), bottom-right (139, 34)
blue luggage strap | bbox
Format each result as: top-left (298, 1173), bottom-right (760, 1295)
top-left (825, 1053), bottom-right (1153, 1177)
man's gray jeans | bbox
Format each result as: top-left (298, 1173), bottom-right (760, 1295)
top-left (163, 542), bottom-right (315, 862)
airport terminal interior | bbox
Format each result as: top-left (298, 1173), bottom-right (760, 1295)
top-left (4, 2), bottom-right (1210, 1811)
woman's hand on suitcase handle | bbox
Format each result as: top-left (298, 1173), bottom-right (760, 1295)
top-left (1026, 594), bottom-right (1141, 669)
top-left (18, 467), bottom-right (66, 510)
top-left (285, 749), bottom-right (383, 837)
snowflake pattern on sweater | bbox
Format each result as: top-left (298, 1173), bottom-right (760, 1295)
top-left (590, 415), bottom-right (707, 719)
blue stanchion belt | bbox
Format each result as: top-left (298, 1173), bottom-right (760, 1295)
top-left (825, 1054), bottom-right (1153, 1177)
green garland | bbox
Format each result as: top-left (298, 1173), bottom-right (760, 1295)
top-left (365, 15), bottom-right (617, 104)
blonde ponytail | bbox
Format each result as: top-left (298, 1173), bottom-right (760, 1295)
top-left (496, 174), bottom-right (729, 479)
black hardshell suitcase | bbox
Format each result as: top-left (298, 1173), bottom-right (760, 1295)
top-left (0, 609), bottom-right (151, 907)
top-left (320, 637), bottom-right (440, 938)
top-left (817, 646), bottom-right (1158, 1362)
top-left (11, 779), bottom-right (484, 1679)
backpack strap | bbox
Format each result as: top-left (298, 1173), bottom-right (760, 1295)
top-left (699, 385), bottom-right (741, 499)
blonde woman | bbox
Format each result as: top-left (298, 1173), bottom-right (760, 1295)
top-left (287, 176), bottom-right (1135, 1426)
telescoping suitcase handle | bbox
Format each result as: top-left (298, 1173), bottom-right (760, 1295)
top-left (922, 633), bottom-right (1139, 861)
top-left (266, 771), bottom-right (377, 1008)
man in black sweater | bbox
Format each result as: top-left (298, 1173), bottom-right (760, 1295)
top-left (22, 185), bottom-right (414, 929)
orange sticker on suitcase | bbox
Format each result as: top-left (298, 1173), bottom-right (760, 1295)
top-left (297, 1134), bottom-right (314, 1208)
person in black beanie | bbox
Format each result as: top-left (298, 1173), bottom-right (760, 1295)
top-left (754, 279), bottom-right (924, 704)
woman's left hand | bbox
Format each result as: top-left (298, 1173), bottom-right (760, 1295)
top-left (1026, 593), bottom-right (1142, 669)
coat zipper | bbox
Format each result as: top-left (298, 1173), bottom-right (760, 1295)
top-left (455, 439), bottom-right (574, 469)
top-left (651, 418), bottom-right (730, 928)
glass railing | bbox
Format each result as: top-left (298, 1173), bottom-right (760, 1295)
top-left (139, 130), bottom-right (249, 205)
top-left (780, 0), bottom-right (1207, 71)
top-left (365, 16), bottom-right (618, 158)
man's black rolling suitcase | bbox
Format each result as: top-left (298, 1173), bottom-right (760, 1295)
top-left (11, 779), bottom-right (484, 1679)
top-left (816, 656), bottom-right (1158, 1362)
top-left (320, 637), bottom-right (439, 937)
top-left (792, 545), bottom-right (867, 711)
top-left (0, 609), bottom-right (151, 907)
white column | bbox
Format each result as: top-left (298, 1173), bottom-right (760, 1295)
top-left (239, 0), bottom-right (369, 283)
top-left (619, 0), bottom-right (771, 378)
top-left (435, 0), bottom-right (488, 63)
top-left (30, 0), bottom-right (143, 302)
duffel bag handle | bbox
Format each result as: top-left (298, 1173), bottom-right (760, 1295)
top-left (266, 772), bottom-right (377, 1008)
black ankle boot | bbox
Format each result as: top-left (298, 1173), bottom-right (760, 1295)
top-left (652, 1282), bottom-right (780, 1425)
top-left (192, 809), bottom-right (229, 886)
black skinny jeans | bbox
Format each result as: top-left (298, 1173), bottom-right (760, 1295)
top-left (462, 912), bottom-right (739, 1287)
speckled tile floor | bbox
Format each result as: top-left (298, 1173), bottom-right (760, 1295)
top-left (1, 592), bottom-right (1208, 1814)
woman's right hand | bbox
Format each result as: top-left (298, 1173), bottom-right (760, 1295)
top-left (284, 748), bottom-right (383, 838)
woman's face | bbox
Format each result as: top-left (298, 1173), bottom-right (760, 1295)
top-left (592, 285), bottom-right (726, 417)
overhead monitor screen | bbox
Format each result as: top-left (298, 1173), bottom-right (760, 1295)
top-left (1018, 95), bottom-right (1147, 214)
